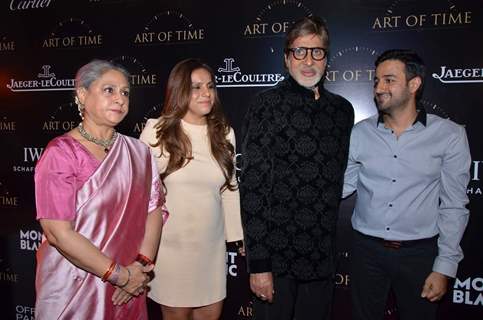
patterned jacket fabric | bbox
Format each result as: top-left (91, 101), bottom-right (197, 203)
top-left (240, 76), bottom-right (354, 280)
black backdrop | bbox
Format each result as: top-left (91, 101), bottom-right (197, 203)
top-left (1, 0), bottom-right (482, 319)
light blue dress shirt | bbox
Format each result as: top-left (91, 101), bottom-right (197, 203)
top-left (343, 110), bottom-right (471, 278)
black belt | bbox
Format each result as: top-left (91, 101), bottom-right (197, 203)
top-left (356, 230), bottom-right (437, 250)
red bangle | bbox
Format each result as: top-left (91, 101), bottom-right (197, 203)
top-left (101, 261), bottom-right (116, 282)
top-left (136, 253), bottom-right (153, 266)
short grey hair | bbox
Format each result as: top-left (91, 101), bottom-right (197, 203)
top-left (75, 59), bottom-right (130, 90)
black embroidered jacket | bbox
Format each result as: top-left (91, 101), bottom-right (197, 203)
top-left (240, 76), bottom-right (354, 280)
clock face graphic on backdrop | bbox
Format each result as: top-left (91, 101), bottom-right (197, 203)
top-left (254, 0), bottom-right (313, 23)
top-left (383, 0), bottom-right (457, 15)
top-left (43, 101), bottom-right (78, 132)
top-left (325, 46), bottom-right (379, 123)
top-left (1, 34), bottom-right (15, 52)
top-left (144, 10), bottom-right (194, 30)
top-left (43, 17), bottom-right (102, 49)
top-left (135, 9), bottom-right (204, 45)
top-left (419, 99), bottom-right (450, 119)
top-left (0, 179), bottom-right (19, 209)
top-left (129, 103), bottom-right (163, 135)
top-left (49, 18), bottom-right (93, 37)
top-left (110, 55), bottom-right (147, 75)
top-left (142, 104), bottom-right (162, 122)
top-left (243, 0), bottom-right (313, 55)
top-left (0, 180), bottom-right (10, 198)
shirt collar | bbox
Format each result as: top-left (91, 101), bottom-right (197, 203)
top-left (377, 107), bottom-right (427, 128)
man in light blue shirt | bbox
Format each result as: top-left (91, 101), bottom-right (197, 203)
top-left (343, 49), bottom-right (471, 320)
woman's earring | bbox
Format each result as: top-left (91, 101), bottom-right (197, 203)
top-left (74, 96), bottom-right (85, 120)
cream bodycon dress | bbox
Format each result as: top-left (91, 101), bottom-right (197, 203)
top-left (140, 118), bottom-right (243, 307)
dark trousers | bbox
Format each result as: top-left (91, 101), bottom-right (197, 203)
top-left (253, 276), bottom-right (334, 320)
top-left (351, 230), bottom-right (439, 320)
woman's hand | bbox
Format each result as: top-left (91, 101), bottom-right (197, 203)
top-left (236, 240), bottom-right (246, 256)
top-left (112, 287), bottom-right (133, 306)
top-left (111, 262), bottom-right (154, 305)
top-left (122, 262), bottom-right (154, 295)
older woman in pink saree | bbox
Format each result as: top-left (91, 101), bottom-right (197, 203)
top-left (34, 60), bottom-right (167, 320)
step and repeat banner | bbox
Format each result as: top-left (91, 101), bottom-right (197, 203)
top-left (0, 0), bottom-right (482, 319)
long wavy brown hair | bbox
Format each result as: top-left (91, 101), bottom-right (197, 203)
top-left (152, 58), bottom-right (237, 192)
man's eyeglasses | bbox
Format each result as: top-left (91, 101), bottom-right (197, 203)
top-left (286, 47), bottom-right (327, 61)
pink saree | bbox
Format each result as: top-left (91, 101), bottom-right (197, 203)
top-left (35, 134), bottom-right (162, 320)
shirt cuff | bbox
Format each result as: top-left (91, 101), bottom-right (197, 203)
top-left (433, 256), bottom-right (458, 278)
top-left (248, 258), bottom-right (272, 274)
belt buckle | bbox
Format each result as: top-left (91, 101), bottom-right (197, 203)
top-left (383, 240), bottom-right (402, 249)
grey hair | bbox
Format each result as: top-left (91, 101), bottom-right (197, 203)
top-left (74, 59), bottom-right (130, 90)
top-left (285, 16), bottom-right (330, 51)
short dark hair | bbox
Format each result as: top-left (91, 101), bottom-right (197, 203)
top-left (375, 49), bottom-right (426, 100)
top-left (285, 16), bottom-right (330, 51)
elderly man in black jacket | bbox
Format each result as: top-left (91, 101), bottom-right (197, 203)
top-left (240, 16), bottom-right (354, 320)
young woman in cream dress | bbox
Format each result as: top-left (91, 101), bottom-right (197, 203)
top-left (140, 58), bottom-right (243, 320)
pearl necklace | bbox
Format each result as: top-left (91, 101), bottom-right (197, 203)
top-left (77, 123), bottom-right (117, 153)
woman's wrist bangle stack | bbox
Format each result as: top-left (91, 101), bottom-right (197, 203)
top-left (101, 261), bottom-right (116, 282)
top-left (135, 253), bottom-right (153, 266)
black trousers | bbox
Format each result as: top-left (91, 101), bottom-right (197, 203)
top-left (253, 275), bottom-right (334, 320)
top-left (351, 230), bottom-right (439, 320)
